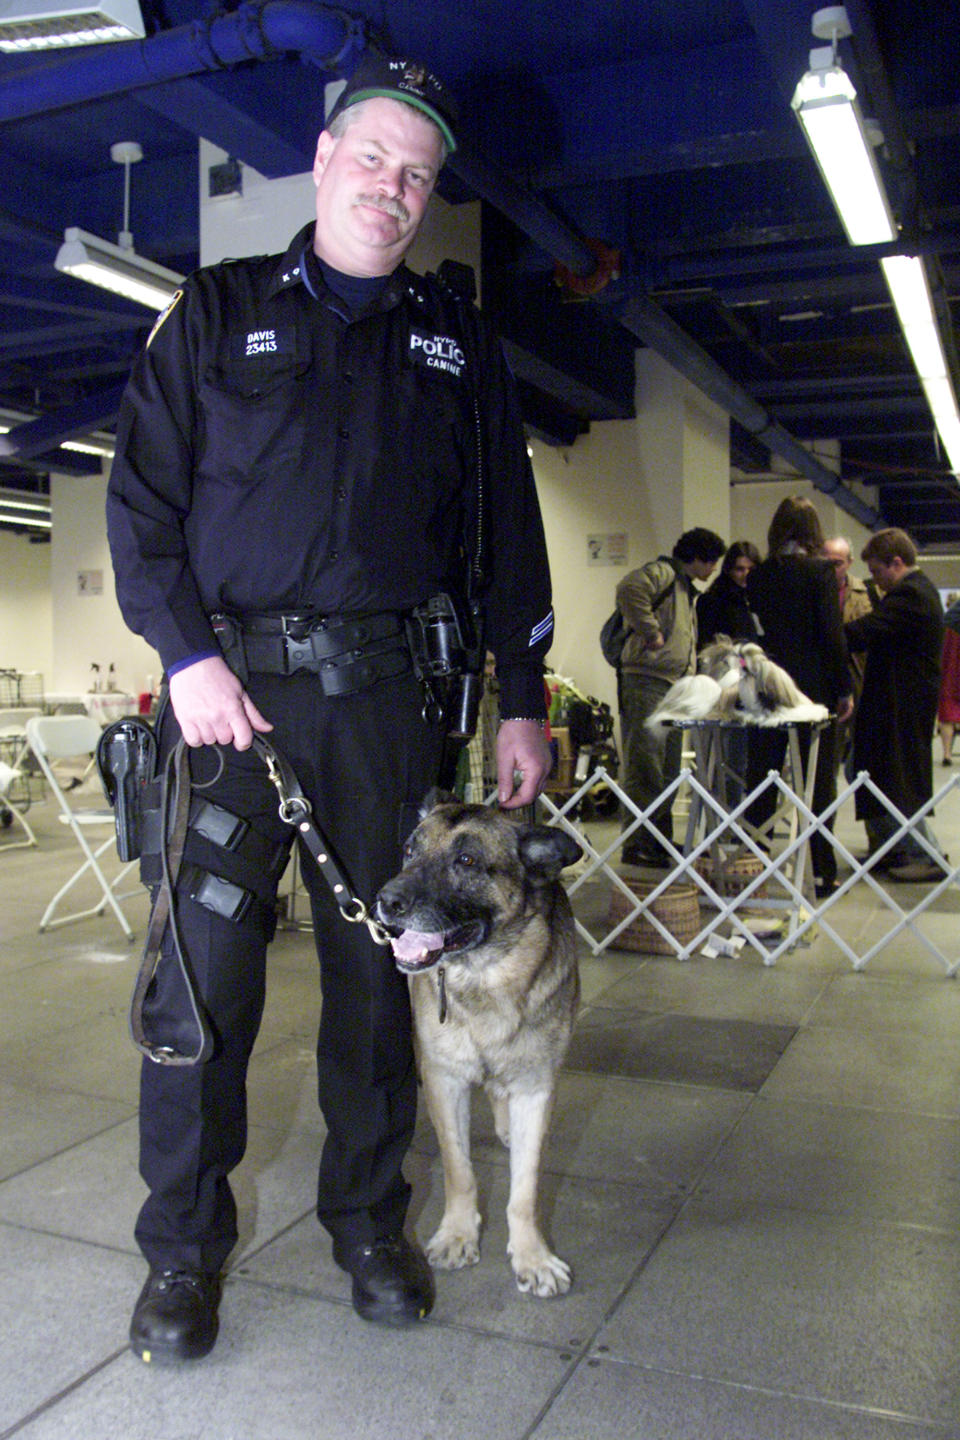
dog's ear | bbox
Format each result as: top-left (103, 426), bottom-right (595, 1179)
top-left (517, 826), bottom-right (582, 885)
top-left (418, 787), bottom-right (458, 820)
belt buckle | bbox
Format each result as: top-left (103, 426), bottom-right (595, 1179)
top-left (280, 612), bottom-right (319, 641)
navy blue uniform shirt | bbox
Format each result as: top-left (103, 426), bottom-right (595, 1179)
top-left (107, 222), bottom-right (553, 718)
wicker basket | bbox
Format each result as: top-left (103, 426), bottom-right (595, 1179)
top-left (694, 852), bottom-right (767, 899)
top-left (607, 876), bottom-right (701, 954)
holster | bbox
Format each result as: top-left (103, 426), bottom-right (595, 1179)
top-left (96, 717), bottom-right (159, 862)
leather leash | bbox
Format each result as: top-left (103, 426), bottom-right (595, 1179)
top-left (129, 735), bottom-right (390, 1067)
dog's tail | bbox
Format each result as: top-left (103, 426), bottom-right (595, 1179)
top-left (645, 675), bottom-right (723, 733)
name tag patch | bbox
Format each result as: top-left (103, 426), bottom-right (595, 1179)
top-left (231, 326), bottom-right (297, 360)
top-left (407, 328), bottom-right (466, 378)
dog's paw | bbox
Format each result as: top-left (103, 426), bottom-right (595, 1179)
top-left (510, 1246), bottom-right (572, 1297)
top-left (426, 1223), bottom-right (481, 1270)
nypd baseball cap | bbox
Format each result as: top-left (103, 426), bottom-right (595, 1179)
top-left (326, 55), bottom-right (458, 153)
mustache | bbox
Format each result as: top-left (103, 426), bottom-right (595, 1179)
top-left (353, 192), bottom-right (410, 225)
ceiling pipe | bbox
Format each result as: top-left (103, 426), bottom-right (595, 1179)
top-left (621, 293), bottom-right (882, 528)
top-left (0, 0), bottom-right (363, 121)
top-left (0, 3), bottom-right (878, 527)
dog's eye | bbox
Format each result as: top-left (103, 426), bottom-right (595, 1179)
top-left (455, 851), bottom-right (476, 868)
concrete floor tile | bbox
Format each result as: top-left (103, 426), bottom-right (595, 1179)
top-left (525, 1071), bottom-right (748, 1194)
top-left (533, 1356), bottom-right (952, 1440)
top-left (10, 1280), bottom-right (574, 1440)
top-left (596, 953), bottom-right (830, 1025)
top-left (697, 1096), bottom-right (960, 1230)
top-left (0, 1010), bottom-right (141, 1105)
top-left (242, 1160), bottom-right (670, 1349)
top-left (808, 971), bottom-right (960, 1037)
top-left (567, 1007), bottom-right (796, 1091)
top-left (0, 1226), bottom-right (142, 1435)
top-left (245, 1036), bottom-right (326, 1135)
top-left (0, 1117), bottom-right (144, 1250)
top-left (3, 787), bottom-right (960, 1439)
top-left (598, 1201), bottom-right (960, 1427)
top-left (408, 1070), bottom-right (749, 1198)
top-left (576, 947), bottom-right (648, 1004)
top-left (758, 1026), bottom-right (960, 1116)
top-left (0, 1117), bottom-right (318, 1264)
top-left (231, 1125), bottom-right (320, 1262)
top-left (0, 948), bottom-right (136, 1046)
top-left (0, 1080), bottom-right (133, 1182)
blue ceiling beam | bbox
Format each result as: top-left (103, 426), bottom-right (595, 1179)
top-left (0, 382), bottom-right (125, 459)
top-left (137, 69), bottom-right (315, 178)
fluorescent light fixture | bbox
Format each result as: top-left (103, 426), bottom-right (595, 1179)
top-left (791, 60), bottom-right (897, 245)
top-left (0, 488), bottom-right (52, 532)
top-left (0, 493), bottom-right (51, 514)
top-left (55, 226), bottom-right (183, 311)
top-left (0, 0), bottom-right (143, 50)
top-left (0, 513), bottom-right (52, 530)
top-left (881, 253), bottom-right (960, 471)
top-left (61, 435), bottom-right (115, 458)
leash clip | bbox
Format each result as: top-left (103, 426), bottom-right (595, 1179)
top-left (337, 895), bottom-right (393, 947)
top-left (258, 741), bottom-right (311, 826)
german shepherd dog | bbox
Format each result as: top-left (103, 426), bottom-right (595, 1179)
top-left (375, 792), bottom-right (582, 1296)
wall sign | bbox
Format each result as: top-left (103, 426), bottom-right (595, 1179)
top-left (587, 533), bottom-right (628, 567)
top-left (77, 570), bottom-right (103, 596)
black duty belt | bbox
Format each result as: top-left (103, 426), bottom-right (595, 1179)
top-left (211, 609), bottom-right (411, 695)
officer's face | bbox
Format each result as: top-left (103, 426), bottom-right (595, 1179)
top-left (313, 98), bottom-right (443, 276)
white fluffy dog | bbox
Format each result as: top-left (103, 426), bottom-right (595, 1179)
top-left (646, 636), bottom-right (829, 733)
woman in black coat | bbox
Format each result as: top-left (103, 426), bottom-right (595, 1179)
top-left (745, 497), bottom-right (853, 898)
top-left (697, 541), bottom-right (762, 806)
top-left (697, 540), bottom-right (762, 647)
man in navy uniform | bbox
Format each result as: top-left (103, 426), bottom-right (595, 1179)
top-left (107, 55), bottom-right (553, 1362)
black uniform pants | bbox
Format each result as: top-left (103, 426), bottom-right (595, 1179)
top-left (135, 669), bottom-right (445, 1277)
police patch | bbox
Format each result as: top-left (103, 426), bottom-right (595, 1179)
top-left (230, 325), bottom-right (297, 361)
top-left (407, 328), bottom-right (467, 379)
top-left (146, 288), bottom-right (183, 349)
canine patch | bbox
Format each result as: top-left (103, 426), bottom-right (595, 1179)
top-left (407, 327), bottom-right (467, 378)
top-left (376, 792), bottom-right (581, 1297)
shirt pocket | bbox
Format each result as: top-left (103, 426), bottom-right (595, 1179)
top-left (198, 352), bottom-right (311, 484)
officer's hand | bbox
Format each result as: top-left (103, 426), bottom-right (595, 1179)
top-left (169, 655), bottom-right (273, 750)
top-left (496, 719), bottom-right (553, 809)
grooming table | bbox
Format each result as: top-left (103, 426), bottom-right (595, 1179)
top-left (673, 717), bottom-right (831, 951)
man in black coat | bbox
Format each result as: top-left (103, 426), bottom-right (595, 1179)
top-left (845, 528), bottom-right (946, 882)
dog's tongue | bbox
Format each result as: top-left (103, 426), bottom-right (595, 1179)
top-left (390, 929), bottom-right (444, 962)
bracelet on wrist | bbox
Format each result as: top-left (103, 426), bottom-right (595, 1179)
top-left (500, 716), bottom-right (546, 727)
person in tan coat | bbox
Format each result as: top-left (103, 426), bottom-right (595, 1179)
top-left (823, 535), bottom-right (874, 777)
top-left (615, 527), bottom-right (724, 866)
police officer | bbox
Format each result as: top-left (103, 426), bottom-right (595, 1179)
top-left (107, 55), bottom-right (554, 1364)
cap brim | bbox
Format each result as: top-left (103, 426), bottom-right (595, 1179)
top-left (342, 86), bottom-right (457, 152)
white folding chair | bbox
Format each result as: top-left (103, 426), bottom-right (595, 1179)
top-left (25, 714), bottom-right (138, 939)
top-left (0, 758), bottom-right (37, 849)
top-left (0, 707), bottom-right (42, 769)
top-left (0, 706), bottom-right (42, 849)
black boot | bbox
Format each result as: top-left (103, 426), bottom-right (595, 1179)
top-left (130, 1268), bottom-right (222, 1364)
top-left (332, 1235), bottom-right (435, 1325)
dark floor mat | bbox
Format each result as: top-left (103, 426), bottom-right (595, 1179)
top-left (565, 1007), bottom-right (796, 1091)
